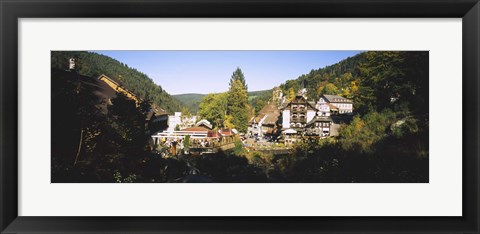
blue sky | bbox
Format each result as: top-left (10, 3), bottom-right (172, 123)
top-left (94, 51), bottom-right (361, 95)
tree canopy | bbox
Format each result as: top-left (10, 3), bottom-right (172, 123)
top-left (229, 67), bottom-right (248, 90)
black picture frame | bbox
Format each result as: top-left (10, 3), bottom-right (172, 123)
top-left (1, 0), bottom-right (479, 233)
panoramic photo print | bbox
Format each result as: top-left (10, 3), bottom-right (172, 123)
top-left (51, 51), bottom-right (429, 183)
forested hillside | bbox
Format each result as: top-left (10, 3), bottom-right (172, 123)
top-left (280, 52), bottom-right (366, 104)
top-left (280, 51), bottom-right (428, 116)
top-left (174, 89), bottom-right (272, 114)
top-left (172, 93), bottom-right (205, 113)
top-left (51, 51), bottom-right (185, 114)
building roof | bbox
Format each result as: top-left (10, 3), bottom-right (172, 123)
top-left (322, 94), bottom-right (352, 103)
top-left (280, 95), bottom-right (318, 111)
top-left (306, 116), bottom-right (333, 126)
top-left (180, 126), bottom-right (209, 132)
top-left (250, 102), bottom-right (280, 125)
top-left (196, 119), bottom-right (213, 129)
top-left (327, 103), bottom-right (339, 110)
top-left (220, 128), bottom-right (234, 136)
top-left (283, 128), bottom-right (297, 134)
top-left (98, 74), bottom-right (142, 100)
top-left (207, 130), bottom-right (220, 138)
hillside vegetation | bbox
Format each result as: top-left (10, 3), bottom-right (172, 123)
top-left (51, 51), bottom-right (185, 114)
top-left (280, 51), bottom-right (428, 117)
top-left (172, 93), bottom-right (205, 113)
top-left (174, 89), bottom-right (272, 114)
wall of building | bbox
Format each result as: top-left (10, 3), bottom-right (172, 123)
top-left (282, 109), bottom-right (290, 128)
top-left (306, 110), bottom-right (316, 123)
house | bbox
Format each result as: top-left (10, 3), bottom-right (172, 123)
top-left (278, 92), bottom-right (354, 140)
top-left (248, 102), bottom-right (281, 137)
top-left (166, 112), bottom-right (197, 132)
top-left (97, 74), bottom-right (142, 105)
top-left (306, 116), bottom-right (333, 137)
top-left (315, 100), bottom-right (331, 117)
top-left (146, 108), bottom-right (168, 134)
top-left (96, 74), bottom-right (170, 134)
top-left (318, 94), bottom-right (353, 114)
top-left (280, 95), bottom-right (318, 132)
top-left (196, 119), bottom-right (213, 130)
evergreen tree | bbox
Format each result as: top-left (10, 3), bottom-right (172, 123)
top-left (229, 67), bottom-right (248, 90)
top-left (226, 79), bottom-right (249, 133)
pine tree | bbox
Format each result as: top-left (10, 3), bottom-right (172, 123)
top-left (229, 67), bottom-right (248, 90)
top-left (226, 79), bottom-right (249, 133)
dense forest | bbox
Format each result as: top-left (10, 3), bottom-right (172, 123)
top-left (51, 51), bottom-right (185, 114)
top-left (280, 52), bottom-right (366, 102)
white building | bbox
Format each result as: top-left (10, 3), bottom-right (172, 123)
top-left (280, 95), bottom-right (317, 132)
top-left (167, 112), bottom-right (197, 132)
top-left (318, 94), bottom-right (353, 114)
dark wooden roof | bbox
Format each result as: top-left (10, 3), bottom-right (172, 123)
top-left (322, 94), bottom-right (352, 103)
top-left (306, 116), bottom-right (333, 126)
top-left (280, 95), bottom-right (318, 111)
top-left (250, 102), bottom-right (280, 125)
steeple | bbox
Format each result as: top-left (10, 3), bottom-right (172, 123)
top-left (298, 79), bottom-right (308, 99)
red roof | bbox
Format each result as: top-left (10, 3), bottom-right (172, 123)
top-left (180, 126), bottom-right (209, 132)
top-left (207, 130), bottom-right (220, 138)
top-left (220, 128), bottom-right (233, 136)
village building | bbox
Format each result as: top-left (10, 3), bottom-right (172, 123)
top-left (196, 119), bottom-right (213, 129)
top-left (277, 92), bottom-right (354, 143)
top-left (97, 74), bottom-right (142, 105)
top-left (306, 115), bottom-right (333, 136)
top-left (151, 126), bottom-right (239, 155)
top-left (166, 112), bottom-right (197, 132)
top-left (280, 95), bottom-right (318, 132)
top-left (248, 102), bottom-right (281, 138)
top-left (318, 94), bottom-right (353, 114)
top-left (95, 74), bottom-right (170, 134)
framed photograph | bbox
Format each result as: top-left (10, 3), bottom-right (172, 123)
top-left (1, 0), bottom-right (479, 233)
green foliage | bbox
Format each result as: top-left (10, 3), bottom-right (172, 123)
top-left (356, 51), bottom-right (429, 116)
top-left (51, 69), bottom-right (160, 183)
top-left (52, 51), bottom-right (429, 183)
top-left (279, 51), bottom-right (428, 119)
top-left (248, 89), bottom-right (273, 114)
top-left (114, 170), bottom-right (137, 183)
top-left (339, 110), bottom-right (396, 153)
top-left (317, 83), bottom-right (339, 95)
top-left (172, 93), bottom-right (205, 114)
top-left (51, 51), bottom-right (185, 114)
top-left (195, 86), bottom-right (254, 133)
top-left (184, 135), bottom-right (191, 150)
top-left (175, 90), bottom-right (272, 115)
top-left (287, 87), bottom-right (295, 101)
top-left (231, 140), bottom-right (246, 156)
top-left (198, 93), bottom-right (228, 129)
top-left (226, 79), bottom-right (249, 132)
top-left (280, 53), bottom-right (366, 101)
top-left (229, 67), bottom-right (248, 90)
